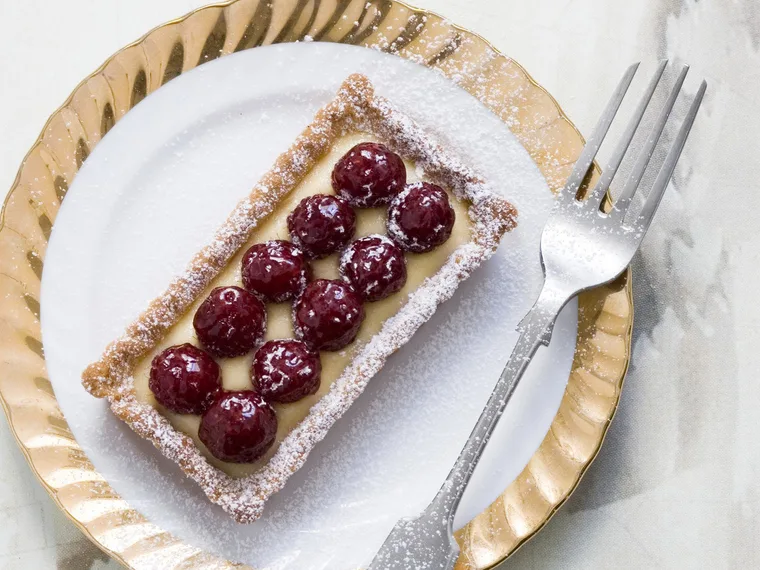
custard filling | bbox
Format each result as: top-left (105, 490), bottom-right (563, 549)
top-left (133, 132), bottom-right (471, 477)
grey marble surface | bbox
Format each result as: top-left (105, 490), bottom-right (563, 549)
top-left (1, 0), bottom-right (757, 568)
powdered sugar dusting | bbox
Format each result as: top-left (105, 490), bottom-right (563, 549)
top-left (81, 74), bottom-right (516, 523)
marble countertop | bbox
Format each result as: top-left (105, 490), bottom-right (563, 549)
top-left (1, 0), bottom-right (756, 568)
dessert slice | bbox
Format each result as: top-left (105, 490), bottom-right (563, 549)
top-left (82, 74), bottom-right (517, 523)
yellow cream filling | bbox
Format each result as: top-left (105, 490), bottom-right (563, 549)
top-left (133, 133), bottom-right (471, 477)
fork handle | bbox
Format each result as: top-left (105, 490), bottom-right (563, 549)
top-left (424, 283), bottom-right (570, 527)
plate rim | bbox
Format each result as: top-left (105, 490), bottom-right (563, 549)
top-left (0, 1), bottom-right (633, 568)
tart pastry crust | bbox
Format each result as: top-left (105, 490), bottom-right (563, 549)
top-left (82, 74), bottom-right (518, 523)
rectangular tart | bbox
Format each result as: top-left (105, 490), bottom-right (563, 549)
top-left (82, 73), bottom-right (518, 523)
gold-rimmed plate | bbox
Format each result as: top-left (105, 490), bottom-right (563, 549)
top-left (0, 1), bottom-right (632, 568)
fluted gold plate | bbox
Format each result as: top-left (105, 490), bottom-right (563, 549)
top-left (0, 1), bottom-right (632, 568)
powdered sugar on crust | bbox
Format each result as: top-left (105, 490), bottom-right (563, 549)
top-left (81, 74), bottom-right (517, 523)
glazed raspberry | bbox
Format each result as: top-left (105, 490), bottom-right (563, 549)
top-left (293, 279), bottom-right (365, 351)
top-left (331, 142), bottom-right (407, 207)
top-left (287, 194), bottom-right (356, 259)
top-left (242, 240), bottom-right (309, 303)
top-left (199, 391), bottom-right (277, 463)
top-left (149, 344), bottom-right (221, 414)
top-left (340, 235), bottom-right (407, 302)
top-left (252, 340), bottom-right (321, 403)
top-left (193, 286), bottom-right (267, 358)
top-left (387, 182), bottom-right (456, 253)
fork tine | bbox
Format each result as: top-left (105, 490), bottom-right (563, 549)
top-left (559, 62), bottom-right (639, 202)
top-left (636, 80), bottom-right (707, 229)
top-left (586, 60), bottom-right (668, 209)
top-left (612, 64), bottom-right (690, 214)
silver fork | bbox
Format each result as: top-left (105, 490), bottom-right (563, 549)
top-left (367, 61), bottom-right (706, 570)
